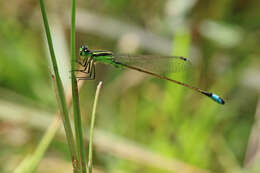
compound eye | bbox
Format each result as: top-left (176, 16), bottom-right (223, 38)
top-left (80, 45), bottom-right (89, 56)
top-left (81, 45), bottom-right (87, 48)
top-left (80, 45), bottom-right (88, 50)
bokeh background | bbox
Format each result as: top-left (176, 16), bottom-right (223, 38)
top-left (1, 0), bottom-right (260, 173)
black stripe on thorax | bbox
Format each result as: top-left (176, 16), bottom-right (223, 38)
top-left (92, 51), bottom-right (113, 57)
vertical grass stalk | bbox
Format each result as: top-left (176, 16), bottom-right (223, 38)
top-left (88, 82), bottom-right (103, 173)
top-left (70, 0), bottom-right (87, 172)
top-left (39, 0), bottom-right (79, 172)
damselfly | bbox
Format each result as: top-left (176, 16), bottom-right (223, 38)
top-left (75, 45), bottom-right (225, 105)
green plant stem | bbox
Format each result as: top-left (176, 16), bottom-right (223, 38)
top-left (88, 82), bottom-right (103, 173)
top-left (13, 117), bottom-right (59, 173)
top-left (70, 0), bottom-right (87, 172)
top-left (39, 1), bottom-right (79, 172)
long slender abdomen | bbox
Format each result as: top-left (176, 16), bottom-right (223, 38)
top-left (114, 61), bottom-right (225, 105)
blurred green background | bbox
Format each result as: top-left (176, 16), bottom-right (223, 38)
top-left (1, 0), bottom-right (260, 173)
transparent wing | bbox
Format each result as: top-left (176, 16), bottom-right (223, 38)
top-left (113, 54), bottom-right (191, 74)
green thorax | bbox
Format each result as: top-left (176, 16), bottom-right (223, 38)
top-left (91, 51), bottom-right (114, 64)
top-left (79, 45), bottom-right (122, 68)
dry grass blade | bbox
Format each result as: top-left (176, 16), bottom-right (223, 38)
top-left (88, 82), bottom-right (103, 173)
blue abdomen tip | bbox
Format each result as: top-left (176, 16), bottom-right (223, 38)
top-left (211, 93), bottom-right (225, 104)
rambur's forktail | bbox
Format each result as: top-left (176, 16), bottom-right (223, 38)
top-left (75, 45), bottom-right (225, 105)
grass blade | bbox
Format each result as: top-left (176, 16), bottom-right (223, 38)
top-left (39, 1), bottom-right (79, 172)
top-left (14, 117), bottom-right (60, 173)
top-left (14, 78), bottom-right (86, 173)
top-left (70, 0), bottom-right (87, 172)
top-left (88, 81), bottom-right (103, 173)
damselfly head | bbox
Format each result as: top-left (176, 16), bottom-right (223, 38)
top-left (80, 45), bottom-right (90, 56)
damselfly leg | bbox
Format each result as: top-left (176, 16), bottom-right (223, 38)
top-left (75, 59), bottom-right (96, 80)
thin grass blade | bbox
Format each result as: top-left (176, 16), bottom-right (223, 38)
top-left (88, 81), bottom-right (103, 173)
